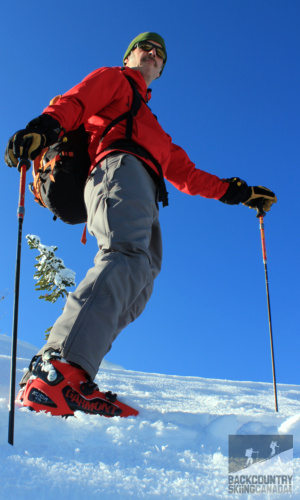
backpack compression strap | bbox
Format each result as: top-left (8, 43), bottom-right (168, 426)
top-left (99, 75), bottom-right (141, 142)
top-left (99, 73), bottom-right (169, 207)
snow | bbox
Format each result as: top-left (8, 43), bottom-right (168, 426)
top-left (1, 333), bottom-right (300, 499)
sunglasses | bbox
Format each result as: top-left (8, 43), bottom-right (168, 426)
top-left (134, 41), bottom-right (167, 62)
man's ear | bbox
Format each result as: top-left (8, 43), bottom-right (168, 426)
top-left (124, 50), bottom-right (135, 67)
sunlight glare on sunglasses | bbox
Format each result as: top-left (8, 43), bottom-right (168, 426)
top-left (134, 41), bottom-right (166, 61)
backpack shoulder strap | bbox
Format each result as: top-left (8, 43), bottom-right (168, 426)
top-left (99, 73), bottom-right (142, 143)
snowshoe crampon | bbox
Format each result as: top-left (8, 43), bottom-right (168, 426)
top-left (17, 356), bottom-right (138, 418)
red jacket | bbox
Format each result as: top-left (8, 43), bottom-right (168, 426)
top-left (43, 66), bottom-right (229, 200)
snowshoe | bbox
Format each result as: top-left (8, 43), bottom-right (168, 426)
top-left (17, 352), bottom-right (138, 418)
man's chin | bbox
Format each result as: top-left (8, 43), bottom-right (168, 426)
top-left (142, 58), bottom-right (157, 67)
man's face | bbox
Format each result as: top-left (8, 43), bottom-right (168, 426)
top-left (124, 40), bottom-right (164, 83)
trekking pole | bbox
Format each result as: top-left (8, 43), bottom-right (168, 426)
top-left (8, 154), bottom-right (31, 446)
top-left (256, 200), bottom-right (278, 412)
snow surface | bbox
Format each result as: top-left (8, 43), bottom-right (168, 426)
top-left (1, 333), bottom-right (300, 500)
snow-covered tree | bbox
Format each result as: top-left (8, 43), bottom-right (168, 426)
top-left (26, 235), bottom-right (76, 337)
top-left (26, 235), bottom-right (76, 302)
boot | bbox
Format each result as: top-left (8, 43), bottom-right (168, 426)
top-left (17, 350), bottom-right (122, 417)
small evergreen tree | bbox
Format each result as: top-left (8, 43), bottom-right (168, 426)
top-left (26, 235), bottom-right (76, 337)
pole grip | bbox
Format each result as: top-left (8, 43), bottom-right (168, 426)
top-left (17, 162), bottom-right (28, 219)
top-left (255, 198), bottom-right (266, 218)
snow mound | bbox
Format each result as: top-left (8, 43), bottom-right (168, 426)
top-left (1, 334), bottom-right (300, 499)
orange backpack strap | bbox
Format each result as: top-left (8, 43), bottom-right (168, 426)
top-left (32, 95), bottom-right (62, 175)
top-left (31, 95), bottom-right (63, 202)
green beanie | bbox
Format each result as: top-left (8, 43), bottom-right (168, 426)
top-left (123, 32), bottom-right (167, 74)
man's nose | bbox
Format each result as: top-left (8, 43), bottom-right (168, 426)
top-left (149, 48), bottom-right (156, 57)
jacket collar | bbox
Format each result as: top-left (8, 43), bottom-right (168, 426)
top-left (121, 66), bottom-right (152, 103)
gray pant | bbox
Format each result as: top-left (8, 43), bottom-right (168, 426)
top-left (38, 154), bottom-right (162, 379)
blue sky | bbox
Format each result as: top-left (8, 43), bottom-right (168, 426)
top-left (1, 1), bottom-right (299, 387)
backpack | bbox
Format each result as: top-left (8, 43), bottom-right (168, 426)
top-left (30, 74), bottom-right (142, 225)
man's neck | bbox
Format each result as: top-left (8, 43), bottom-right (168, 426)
top-left (126, 66), bottom-right (154, 88)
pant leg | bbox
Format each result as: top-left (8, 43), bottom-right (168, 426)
top-left (105, 215), bottom-right (162, 354)
top-left (39, 154), bottom-right (162, 379)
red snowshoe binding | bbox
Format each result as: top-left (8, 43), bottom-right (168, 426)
top-left (17, 351), bottom-right (138, 418)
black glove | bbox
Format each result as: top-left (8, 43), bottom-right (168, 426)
top-left (4, 114), bottom-right (62, 168)
top-left (219, 177), bottom-right (277, 212)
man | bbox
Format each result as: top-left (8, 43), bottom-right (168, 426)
top-left (5, 33), bottom-right (277, 416)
